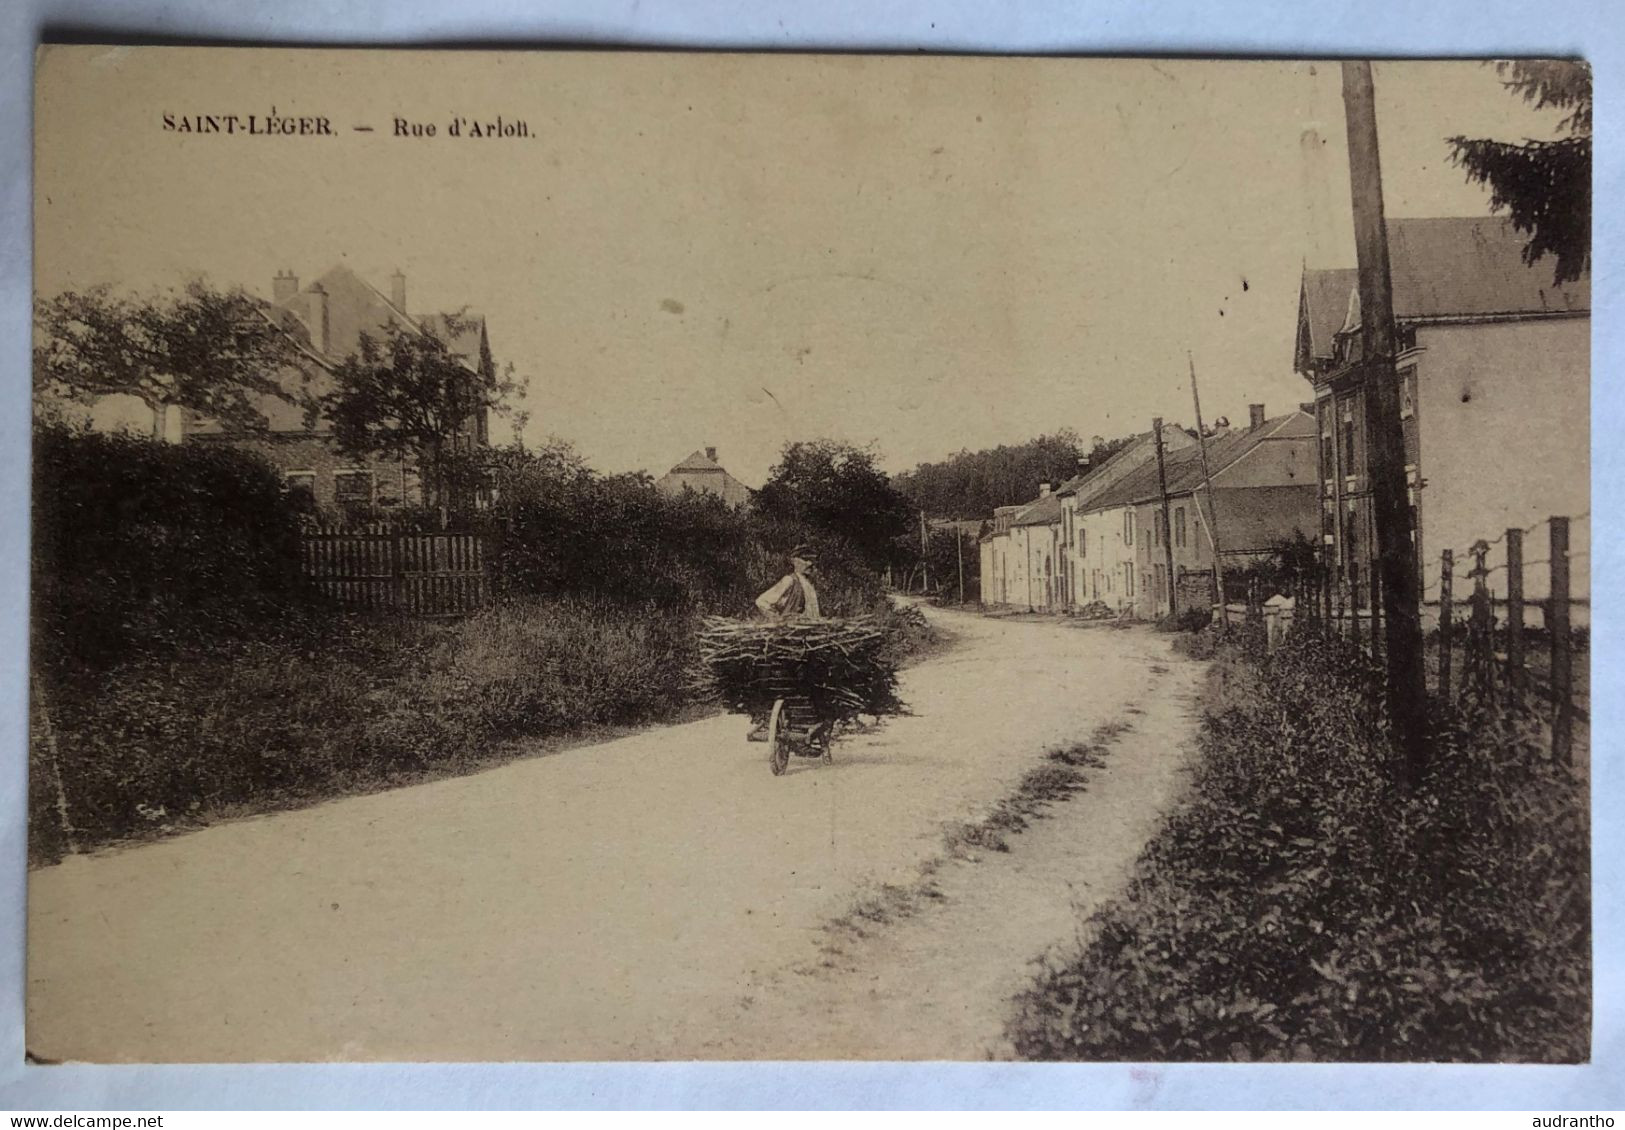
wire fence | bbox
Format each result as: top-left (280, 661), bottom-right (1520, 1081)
top-left (1239, 513), bottom-right (1588, 765)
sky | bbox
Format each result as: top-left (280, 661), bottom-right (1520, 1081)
top-left (34, 49), bottom-right (1570, 487)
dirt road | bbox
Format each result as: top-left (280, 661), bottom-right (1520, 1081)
top-left (27, 606), bottom-right (1202, 1062)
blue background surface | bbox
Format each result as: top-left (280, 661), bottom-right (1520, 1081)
top-left (0, 0), bottom-right (1619, 1110)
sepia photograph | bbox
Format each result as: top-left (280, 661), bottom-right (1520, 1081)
top-left (26, 46), bottom-right (1590, 1066)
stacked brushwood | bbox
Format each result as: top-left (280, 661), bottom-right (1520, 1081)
top-left (695, 614), bottom-right (906, 721)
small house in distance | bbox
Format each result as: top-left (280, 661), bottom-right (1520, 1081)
top-left (655, 446), bottom-right (752, 506)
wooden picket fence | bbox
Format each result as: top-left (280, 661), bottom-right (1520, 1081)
top-left (298, 521), bottom-right (493, 616)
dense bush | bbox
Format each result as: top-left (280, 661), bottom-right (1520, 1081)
top-left (29, 597), bottom-right (702, 862)
top-left (1008, 629), bottom-right (1589, 1062)
top-left (755, 439), bottom-right (915, 572)
top-left (489, 442), bottom-right (888, 618)
top-left (32, 423), bottom-right (308, 668)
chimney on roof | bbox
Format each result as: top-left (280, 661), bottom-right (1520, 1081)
top-left (273, 270), bottom-right (299, 304)
top-left (308, 283), bottom-right (330, 355)
top-left (1249, 403), bottom-right (1267, 431)
top-left (1077, 456), bottom-right (1090, 472)
top-left (1210, 416), bottom-right (1231, 439)
top-left (1038, 482), bottom-right (1052, 498)
top-left (705, 446), bottom-right (717, 463)
top-left (390, 269), bottom-right (407, 313)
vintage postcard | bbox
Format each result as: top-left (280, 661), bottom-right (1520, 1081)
top-left (28, 47), bottom-right (1589, 1063)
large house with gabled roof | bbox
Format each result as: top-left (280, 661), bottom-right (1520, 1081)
top-left (182, 264), bottom-right (494, 518)
top-left (1295, 215), bottom-right (1589, 612)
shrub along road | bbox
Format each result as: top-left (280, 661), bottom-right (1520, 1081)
top-left (27, 605), bottom-right (1200, 1062)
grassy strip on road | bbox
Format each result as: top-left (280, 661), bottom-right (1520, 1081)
top-left (820, 718), bottom-right (1136, 953)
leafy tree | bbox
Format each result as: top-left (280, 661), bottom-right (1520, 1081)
top-left (319, 313), bottom-right (520, 518)
top-left (894, 428), bottom-right (1139, 520)
top-left (33, 281), bottom-right (306, 438)
top-left (755, 439), bottom-right (914, 570)
top-left (1448, 60), bottom-right (1591, 284)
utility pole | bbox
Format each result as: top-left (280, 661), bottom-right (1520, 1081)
top-left (956, 522), bottom-right (965, 605)
top-left (1342, 60), bottom-right (1428, 776)
top-left (1188, 353), bottom-right (1226, 609)
top-left (919, 509), bottom-right (930, 594)
top-left (1153, 418), bottom-right (1178, 618)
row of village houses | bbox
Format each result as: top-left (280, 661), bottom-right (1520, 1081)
top-left (979, 215), bottom-right (1590, 621)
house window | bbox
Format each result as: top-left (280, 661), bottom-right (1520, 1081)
top-left (1079, 527), bottom-right (1087, 558)
top-left (1400, 366), bottom-right (1418, 419)
top-left (1123, 510), bottom-right (1134, 545)
top-left (1341, 409), bottom-right (1358, 482)
top-left (1174, 506), bottom-right (1186, 549)
top-left (1153, 512), bottom-right (1161, 547)
top-left (334, 470), bottom-right (375, 507)
top-left (283, 471), bottom-right (317, 501)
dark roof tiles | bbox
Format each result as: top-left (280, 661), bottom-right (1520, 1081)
top-left (1299, 216), bottom-right (1590, 368)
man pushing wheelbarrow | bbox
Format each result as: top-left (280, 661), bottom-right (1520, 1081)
top-left (755, 544), bottom-right (822, 623)
top-left (695, 546), bottom-right (906, 776)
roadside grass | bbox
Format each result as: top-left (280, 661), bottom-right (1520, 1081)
top-left (1006, 629), bottom-right (1589, 1063)
top-left (29, 597), bottom-right (697, 863)
top-left (30, 595), bottom-right (948, 866)
top-left (880, 602), bottom-right (952, 669)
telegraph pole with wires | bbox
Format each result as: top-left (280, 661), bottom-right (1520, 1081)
top-left (956, 521), bottom-right (965, 605)
top-left (1188, 353), bottom-right (1226, 610)
top-left (1153, 418), bottom-right (1178, 618)
top-left (919, 509), bottom-right (930, 595)
top-left (1342, 60), bottom-right (1428, 776)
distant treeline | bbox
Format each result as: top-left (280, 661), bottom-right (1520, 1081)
top-left (893, 429), bottom-right (1134, 521)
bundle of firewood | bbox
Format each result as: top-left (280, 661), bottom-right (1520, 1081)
top-left (694, 614), bottom-right (906, 720)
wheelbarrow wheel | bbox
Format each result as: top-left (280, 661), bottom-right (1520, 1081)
top-left (767, 698), bottom-right (790, 776)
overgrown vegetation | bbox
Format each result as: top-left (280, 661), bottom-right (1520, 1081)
top-left (1008, 629), bottom-right (1589, 1062)
top-left (32, 424), bottom-right (311, 670)
top-left (29, 598), bottom-right (704, 863)
top-left (31, 425), bottom-right (936, 863)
